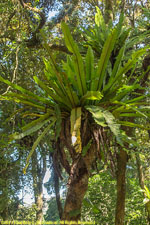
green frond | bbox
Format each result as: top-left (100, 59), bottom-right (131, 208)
top-left (95, 7), bottom-right (106, 32)
top-left (118, 121), bottom-right (150, 130)
top-left (0, 75), bottom-right (53, 106)
top-left (85, 105), bottom-right (123, 145)
top-left (85, 46), bottom-right (95, 90)
top-left (61, 22), bottom-right (87, 96)
top-left (91, 28), bottom-right (117, 91)
top-left (81, 91), bottom-right (103, 104)
top-left (23, 120), bottom-right (56, 174)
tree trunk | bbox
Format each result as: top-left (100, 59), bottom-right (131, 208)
top-left (53, 163), bottom-right (63, 219)
top-left (36, 180), bottom-right (44, 222)
top-left (61, 143), bottom-right (96, 224)
top-left (62, 157), bottom-right (89, 223)
top-left (31, 150), bottom-right (46, 222)
top-left (115, 148), bottom-right (128, 225)
top-left (104, 0), bottom-right (113, 23)
top-left (136, 154), bottom-right (150, 224)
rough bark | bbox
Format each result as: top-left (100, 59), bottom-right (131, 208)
top-left (31, 150), bottom-right (46, 222)
top-left (61, 143), bottom-right (96, 224)
top-left (115, 148), bottom-right (128, 225)
top-left (55, 116), bottom-right (97, 224)
top-left (62, 158), bottom-right (88, 222)
top-left (36, 182), bottom-right (44, 222)
top-left (136, 154), bottom-right (150, 224)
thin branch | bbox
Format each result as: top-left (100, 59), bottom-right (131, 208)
top-left (6, 10), bottom-right (16, 29)
top-left (2, 45), bottom-right (20, 95)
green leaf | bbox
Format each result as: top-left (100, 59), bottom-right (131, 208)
top-left (86, 106), bottom-right (123, 145)
top-left (82, 139), bottom-right (92, 157)
top-left (81, 91), bottom-right (103, 104)
top-left (144, 186), bottom-right (150, 199)
top-left (33, 76), bottom-right (72, 109)
top-left (65, 56), bottom-right (78, 89)
top-left (61, 72), bottom-right (80, 107)
top-left (1, 95), bottom-right (46, 111)
top-left (61, 22), bottom-right (87, 96)
top-left (22, 112), bottom-right (52, 132)
top-left (103, 45), bottom-right (125, 92)
top-left (41, 31), bottom-right (74, 102)
top-left (83, 198), bottom-right (92, 207)
top-left (85, 106), bottom-right (106, 127)
top-left (40, 30), bottom-right (58, 74)
top-left (23, 120), bottom-right (55, 174)
top-left (121, 130), bottom-right (139, 147)
top-left (111, 48), bottom-right (147, 87)
top-left (118, 121), bottom-right (150, 130)
top-left (95, 6), bottom-right (106, 31)
top-left (112, 84), bottom-right (142, 101)
top-left (92, 205), bottom-right (100, 214)
top-left (9, 112), bottom-right (53, 141)
top-left (112, 101), bottom-right (148, 119)
top-left (43, 58), bottom-right (56, 80)
top-left (116, 12), bottom-right (124, 36)
top-left (10, 118), bottom-right (51, 141)
top-left (85, 46), bottom-right (94, 89)
top-left (4, 92), bottom-right (47, 107)
top-left (125, 95), bottom-right (146, 104)
top-left (0, 75), bottom-right (51, 105)
top-left (103, 110), bottom-right (123, 145)
top-left (92, 28), bottom-right (117, 91)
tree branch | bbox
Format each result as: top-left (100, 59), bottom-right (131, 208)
top-left (2, 46), bottom-right (20, 95)
top-left (18, 0), bottom-right (46, 47)
top-left (47, 0), bottom-right (79, 30)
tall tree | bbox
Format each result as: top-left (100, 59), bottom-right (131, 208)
top-left (0, 1), bottom-right (150, 224)
top-left (0, 15), bottom-right (149, 224)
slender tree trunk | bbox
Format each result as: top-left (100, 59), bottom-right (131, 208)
top-left (31, 150), bottom-right (46, 222)
top-left (115, 148), bottom-right (128, 225)
top-left (36, 178), bottom-right (44, 222)
top-left (53, 163), bottom-right (63, 219)
top-left (136, 154), bottom-right (150, 224)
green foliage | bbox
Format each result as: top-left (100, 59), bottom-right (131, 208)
top-left (144, 186), bottom-right (150, 201)
top-left (82, 171), bottom-right (116, 225)
top-left (125, 167), bottom-right (147, 225)
top-left (85, 105), bottom-right (123, 145)
top-left (16, 204), bottom-right (36, 221)
top-left (44, 197), bottom-right (64, 221)
top-left (61, 22), bottom-right (87, 96)
top-left (82, 165), bottom-right (148, 225)
top-left (23, 120), bottom-right (55, 174)
top-left (0, 19), bottom-right (149, 157)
